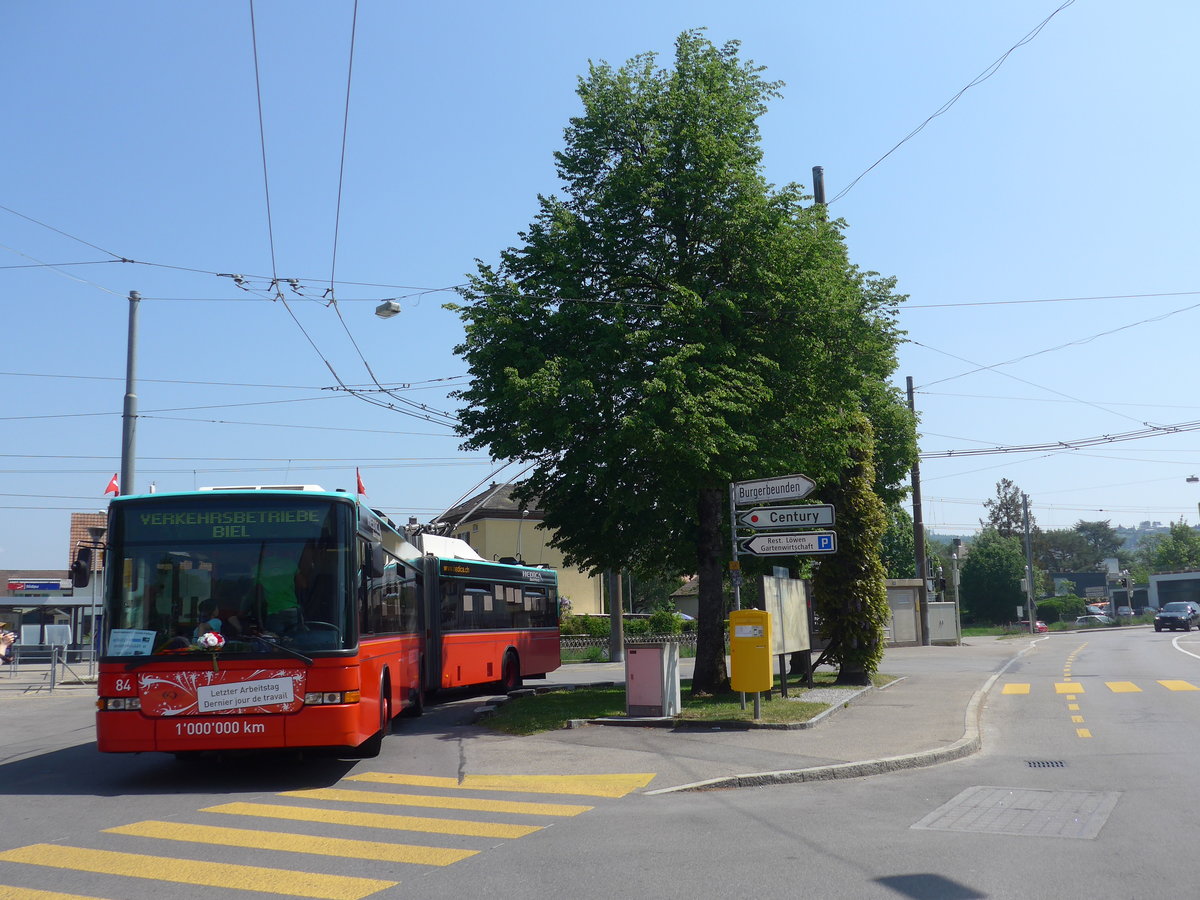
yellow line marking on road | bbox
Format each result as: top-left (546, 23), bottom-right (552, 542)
top-left (1105, 681), bottom-right (1142, 693)
top-left (281, 788), bottom-right (590, 817)
top-left (347, 772), bottom-right (656, 798)
top-left (0, 844), bottom-right (394, 900)
top-left (203, 802), bottom-right (540, 839)
top-left (1056, 682), bottom-right (1084, 694)
top-left (1068, 703), bottom-right (1080, 711)
top-left (1001, 684), bottom-right (1030, 695)
top-left (0, 887), bottom-right (113, 900)
top-left (106, 820), bottom-right (476, 867)
top-left (1071, 715), bottom-right (1085, 723)
top-left (1076, 728), bottom-right (1092, 738)
top-left (1159, 680), bottom-right (1200, 691)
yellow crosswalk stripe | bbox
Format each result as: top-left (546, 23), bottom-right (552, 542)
top-left (105, 820), bottom-right (476, 867)
top-left (203, 801), bottom-right (541, 839)
top-left (0, 887), bottom-right (112, 900)
top-left (0, 844), bottom-right (394, 900)
top-left (1105, 682), bottom-right (1141, 693)
top-left (1071, 715), bottom-right (1085, 723)
top-left (345, 772), bottom-right (655, 798)
top-left (1158, 680), bottom-right (1200, 691)
top-left (1056, 682), bottom-right (1084, 694)
top-left (1001, 684), bottom-right (1030, 695)
top-left (1076, 728), bottom-right (1092, 738)
top-left (281, 787), bottom-right (591, 817)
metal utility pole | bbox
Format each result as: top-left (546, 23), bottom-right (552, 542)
top-left (812, 166), bottom-right (826, 207)
top-left (120, 291), bottom-right (140, 496)
top-left (907, 376), bottom-right (930, 645)
top-left (1022, 493), bottom-right (1036, 633)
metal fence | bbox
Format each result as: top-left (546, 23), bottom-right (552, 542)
top-left (560, 633), bottom-right (697, 653)
top-left (1, 645), bottom-right (95, 691)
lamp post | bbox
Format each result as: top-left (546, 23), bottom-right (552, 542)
top-left (952, 538), bottom-right (962, 645)
top-left (84, 525), bottom-right (107, 676)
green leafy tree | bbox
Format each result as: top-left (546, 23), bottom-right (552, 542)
top-left (880, 505), bottom-right (916, 579)
top-left (1138, 520), bottom-right (1200, 572)
top-left (981, 478), bottom-right (1032, 539)
top-left (811, 412), bottom-right (890, 684)
top-left (960, 527), bottom-right (1026, 624)
top-left (449, 32), bottom-right (912, 694)
top-left (1034, 528), bottom-right (1093, 573)
top-left (1073, 519), bottom-right (1124, 564)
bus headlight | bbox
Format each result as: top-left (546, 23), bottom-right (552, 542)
top-left (98, 697), bottom-right (142, 711)
top-left (303, 690), bottom-right (360, 705)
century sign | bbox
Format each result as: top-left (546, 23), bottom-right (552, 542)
top-left (732, 474), bottom-right (816, 507)
top-left (739, 531), bottom-right (838, 557)
top-left (738, 504), bottom-right (835, 530)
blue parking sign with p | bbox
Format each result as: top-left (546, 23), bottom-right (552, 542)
top-left (817, 534), bottom-right (833, 551)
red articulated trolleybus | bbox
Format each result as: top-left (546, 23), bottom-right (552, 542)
top-left (89, 485), bottom-right (559, 757)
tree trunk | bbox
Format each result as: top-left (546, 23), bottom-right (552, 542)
top-left (690, 486), bottom-right (730, 695)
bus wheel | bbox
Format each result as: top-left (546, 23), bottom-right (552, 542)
top-left (401, 681), bottom-right (424, 718)
top-left (354, 682), bottom-right (390, 758)
top-left (500, 651), bottom-right (522, 692)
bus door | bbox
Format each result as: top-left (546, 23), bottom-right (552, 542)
top-left (419, 555), bottom-right (444, 692)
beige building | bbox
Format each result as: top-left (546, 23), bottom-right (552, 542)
top-left (440, 484), bottom-right (604, 615)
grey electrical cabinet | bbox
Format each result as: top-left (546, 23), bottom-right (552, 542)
top-left (625, 642), bottom-right (682, 717)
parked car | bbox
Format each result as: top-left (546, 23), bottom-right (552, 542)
top-left (1116, 606), bottom-right (1134, 617)
top-left (1154, 602), bottom-right (1200, 632)
top-left (1086, 605), bottom-right (1106, 615)
top-left (1075, 614), bottom-right (1114, 627)
top-left (1017, 620), bottom-right (1049, 633)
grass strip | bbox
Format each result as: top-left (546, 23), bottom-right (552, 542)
top-left (485, 672), bottom-right (891, 735)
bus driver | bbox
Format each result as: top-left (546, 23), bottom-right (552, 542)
top-left (257, 546), bottom-right (302, 633)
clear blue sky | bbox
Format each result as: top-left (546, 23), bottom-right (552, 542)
top-left (5, 0), bottom-right (1200, 569)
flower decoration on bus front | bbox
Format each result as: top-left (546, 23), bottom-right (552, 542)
top-left (195, 630), bottom-right (225, 671)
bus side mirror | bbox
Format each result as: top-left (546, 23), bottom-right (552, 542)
top-left (369, 543), bottom-right (386, 579)
top-left (71, 547), bottom-right (92, 588)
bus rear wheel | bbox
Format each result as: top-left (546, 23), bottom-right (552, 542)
top-left (500, 651), bottom-right (522, 692)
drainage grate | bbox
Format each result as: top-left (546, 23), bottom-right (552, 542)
top-left (1026, 760), bottom-right (1067, 768)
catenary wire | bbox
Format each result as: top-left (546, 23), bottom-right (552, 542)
top-left (828, 0), bottom-right (1076, 204)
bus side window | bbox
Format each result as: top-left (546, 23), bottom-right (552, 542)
top-left (440, 583), bottom-right (459, 630)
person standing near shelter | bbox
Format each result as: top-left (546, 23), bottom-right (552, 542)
top-left (0, 622), bottom-right (15, 665)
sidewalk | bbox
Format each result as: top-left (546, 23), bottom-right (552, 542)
top-left (0, 660), bottom-right (97, 695)
top-left (462, 635), bottom-right (1038, 792)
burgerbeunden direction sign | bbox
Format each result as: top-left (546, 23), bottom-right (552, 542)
top-left (732, 474), bottom-right (816, 507)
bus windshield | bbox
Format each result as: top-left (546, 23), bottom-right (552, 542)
top-left (105, 496), bottom-right (355, 657)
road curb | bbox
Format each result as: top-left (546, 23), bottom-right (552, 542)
top-left (644, 639), bottom-right (1042, 794)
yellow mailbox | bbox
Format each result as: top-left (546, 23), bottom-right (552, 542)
top-left (729, 608), bottom-right (773, 693)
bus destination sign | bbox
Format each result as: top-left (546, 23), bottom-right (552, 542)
top-left (123, 504), bottom-right (334, 541)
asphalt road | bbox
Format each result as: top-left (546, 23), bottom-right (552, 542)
top-left (3, 630), bottom-right (1198, 899)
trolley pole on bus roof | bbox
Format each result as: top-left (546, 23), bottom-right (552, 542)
top-left (120, 290), bottom-right (140, 497)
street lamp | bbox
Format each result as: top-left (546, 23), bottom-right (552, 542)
top-left (84, 525), bottom-right (106, 675)
top-left (951, 538), bottom-right (962, 645)
top-left (374, 300), bottom-right (401, 318)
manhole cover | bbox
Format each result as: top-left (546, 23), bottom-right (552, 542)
top-left (912, 786), bottom-right (1119, 839)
